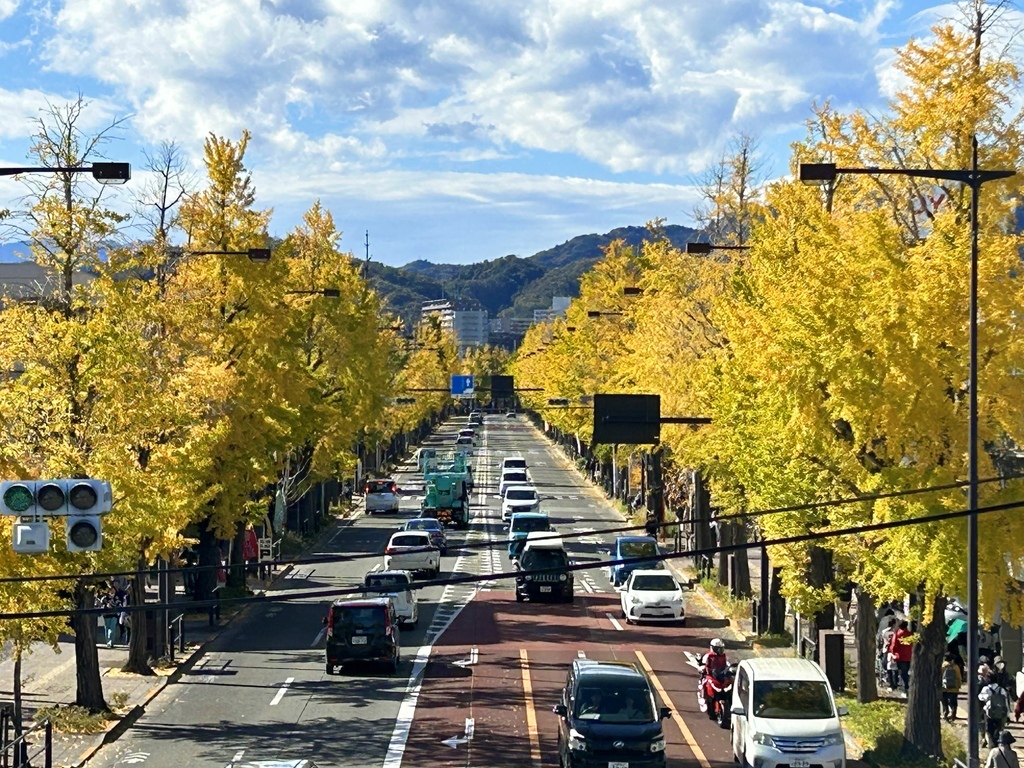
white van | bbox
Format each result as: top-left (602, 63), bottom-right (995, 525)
top-left (362, 570), bottom-right (418, 628)
top-left (731, 657), bottom-right (847, 768)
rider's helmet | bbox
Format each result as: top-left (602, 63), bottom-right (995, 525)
top-left (710, 638), bottom-right (725, 653)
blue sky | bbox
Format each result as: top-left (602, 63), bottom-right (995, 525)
top-left (0, 0), bottom-right (990, 266)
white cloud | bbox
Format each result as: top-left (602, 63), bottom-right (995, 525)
top-left (0, 88), bottom-right (123, 142)
top-left (0, 0), bottom-right (18, 22)
top-left (39, 0), bottom-right (895, 173)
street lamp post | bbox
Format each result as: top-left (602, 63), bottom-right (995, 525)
top-left (0, 163), bottom-right (131, 184)
top-left (684, 242), bottom-right (751, 255)
top-left (799, 150), bottom-right (1015, 767)
top-left (586, 310), bottom-right (624, 318)
top-left (186, 248), bottom-right (273, 263)
top-left (287, 288), bottom-right (341, 299)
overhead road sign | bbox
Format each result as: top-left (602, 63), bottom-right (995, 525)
top-left (451, 375), bottom-right (475, 396)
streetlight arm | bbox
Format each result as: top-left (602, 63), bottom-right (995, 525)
top-left (799, 162), bottom-right (1015, 186)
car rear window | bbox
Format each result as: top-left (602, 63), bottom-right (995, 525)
top-left (504, 459), bottom-right (527, 469)
top-left (405, 520), bottom-right (441, 531)
top-left (365, 574), bottom-right (412, 590)
top-left (457, 437), bottom-right (472, 444)
top-left (511, 517), bottom-right (549, 533)
top-left (506, 489), bottom-right (537, 501)
top-left (367, 481), bottom-right (393, 493)
top-left (391, 534), bottom-right (429, 547)
top-left (632, 574), bottom-right (677, 591)
top-left (331, 606), bottom-right (384, 629)
top-left (503, 472), bottom-right (528, 483)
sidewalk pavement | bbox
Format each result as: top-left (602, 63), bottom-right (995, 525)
top-left (0, 502), bottom-right (364, 768)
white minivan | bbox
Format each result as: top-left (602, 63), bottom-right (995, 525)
top-left (731, 657), bottom-right (847, 768)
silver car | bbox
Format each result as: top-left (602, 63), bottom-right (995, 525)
top-left (365, 479), bottom-right (400, 514)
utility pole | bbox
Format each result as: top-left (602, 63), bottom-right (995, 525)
top-left (363, 230), bottom-right (371, 279)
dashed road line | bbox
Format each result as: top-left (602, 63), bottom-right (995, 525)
top-left (269, 677), bottom-right (294, 706)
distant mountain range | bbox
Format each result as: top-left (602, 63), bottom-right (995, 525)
top-left (370, 224), bottom-right (698, 325)
top-left (1, 224), bottom-right (700, 326)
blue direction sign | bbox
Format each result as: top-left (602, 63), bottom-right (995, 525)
top-left (451, 374), bottom-right (475, 396)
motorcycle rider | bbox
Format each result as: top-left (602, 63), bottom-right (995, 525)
top-left (700, 638), bottom-right (730, 708)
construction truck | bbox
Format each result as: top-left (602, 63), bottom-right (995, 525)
top-left (420, 472), bottom-right (470, 529)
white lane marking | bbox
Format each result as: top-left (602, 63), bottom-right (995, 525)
top-left (269, 677), bottom-right (294, 706)
top-left (577, 650), bottom-right (587, 659)
top-left (606, 613), bottom-right (625, 631)
top-left (382, 646), bottom-right (433, 767)
top-left (582, 579), bottom-right (594, 594)
top-left (231, 750), bottom-right (245, 764)
top-left (311, 627), bottom-right (325, 647)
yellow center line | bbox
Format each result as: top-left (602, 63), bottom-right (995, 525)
top-left (520, 649), bottom-right (542, 768)
top-left (636, 650), bottom-right (712, 768)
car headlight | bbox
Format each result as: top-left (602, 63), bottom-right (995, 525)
top-left (823, 732), bottom-right (844, 746)
top-left (568, 729), bottom-right (586, 751)
top-left (650, 736), bottom-right (666, 753)
top-left (559, 573), bottom-right (567, 581)
top-left (752, 732), bottom-right (775, 748)
top-left (525, 575), bottom-right (533, 581)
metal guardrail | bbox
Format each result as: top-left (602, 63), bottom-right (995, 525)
top-left (168, 613), bottom-right (186, 663)
top-left (0, 707), bottom-right (52, 768)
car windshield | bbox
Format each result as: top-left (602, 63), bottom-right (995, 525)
top-left (506, 489), bottom-right (537, 501)
top-left (632, 574), bottom-right (678, 591)
top-left (331, 606), bottom-right (383, 629)
top-left (522, 548), bottom-right (567, 569)
top-left (511, 517), bottom-right (549, 533)
top-left (620, 540), bottom-right (658, 558)
top-left (574, 685), bottom-right (654, 723)
top-left (752, 681), bottom-right (834, 719)
top-left (365, 574), bottom-right (411, 590)
top-left (391, 534), bottom-right (429, 547)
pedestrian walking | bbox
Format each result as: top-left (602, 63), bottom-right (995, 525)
top-left (888, 620), bottom-right (914, 693)
top-left (879, 617), bottom-right (898, 690)
top-left (980, 671), bottom-right (1011, 748)
top-left (984, 730), bottom-right (1019, 768)
top-left (99, 585), bottom-right (119, 648)
top-left (835, 581), bottom-right (854, 632)
top-left (118, 589), bottom-right (131, 645)
top-left (941, 653), bottom-right (963, 721)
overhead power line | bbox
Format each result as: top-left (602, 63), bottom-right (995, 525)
top-left (1, 495), bottom-right (1020, 620)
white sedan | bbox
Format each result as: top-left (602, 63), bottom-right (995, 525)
top-left (384, 531), bottom-right (440, 578)
top-left (620, 569), bottom-right (686, 625)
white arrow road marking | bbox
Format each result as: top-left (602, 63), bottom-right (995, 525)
top-left (606, 613), bottom-right (624, 631)
top-left (442, 717), bottom-right (475, 748)
top-left (122, 753), bottom-right (150, 765)
top-left (684, 651), bottom-right (702, 671)
top-left (452, 647), bottom-right (479, 667)
top-left (230, 749), bottom-right (245, 765)
top-left (269, 677), bottom-right (294, 706)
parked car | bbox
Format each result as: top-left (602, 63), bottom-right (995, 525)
top-left (608, 535), bottom-right (663, 587)
top-left (620, 569), bottom-right (685, 624)
top-left (403, 517), bottom-right (448, 555)
top-left (384, 531), bottom-right (440, 577)
top-left (516, 533), bottom-right (573, 603)
top-left (364, 478), bottom-right (400, 514)
top-left (507, 512), bottom-right (552, 559)
top-left (499, 470), bottom-right (530, 498)
top-left (552, 658), bottom-right (670, 768)
top-left (731, 658), bottom-right (847, 768)
top-left (324, 597), bottom-right (400, 675)
top-left (362, 570), bottom-right (418, 627)
top-left (501, 486), bottom-right (541, 522)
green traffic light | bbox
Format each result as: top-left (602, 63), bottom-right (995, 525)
top-left (3, 484), bottom-right (32, 513)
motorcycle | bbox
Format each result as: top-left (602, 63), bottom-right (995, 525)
top-left (697, 662), bottom-right (736, 729)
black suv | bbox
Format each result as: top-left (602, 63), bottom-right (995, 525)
top-left (552, 659), bottom-right (670, 768)
top-left (324, 597), bottom-right (399, 675)
top-left (515, 535), bottom-right (574, 603)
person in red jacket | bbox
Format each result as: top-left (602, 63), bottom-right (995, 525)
top-left (888, 620), bottom-right (914, 693)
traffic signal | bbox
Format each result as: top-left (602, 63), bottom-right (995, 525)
top-left (64, 480), bottom-right (112, 552)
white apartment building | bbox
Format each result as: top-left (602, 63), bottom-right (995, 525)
top-left (420, 299), bottom-right (489, 349)
top-left (532, 296), bottom-right (572, 323)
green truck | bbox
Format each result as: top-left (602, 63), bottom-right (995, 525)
top-left (420, 472), bottom-right (470, 529)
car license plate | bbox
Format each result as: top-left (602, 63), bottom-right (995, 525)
top-left (608, 762), bottom-right (628, 768)
top-left (351, 636), bottom-right (368, 645)
top-left (540, 586), bottom-right (552, 593)
top-left (791, 761), bottom-right (809, 768)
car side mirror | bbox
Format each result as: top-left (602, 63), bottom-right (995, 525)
top-left (837, 706), bottom-right (848, 717)
top-left (659, 706), bottom-right (672, 720)
top-left (552, 704), bottom-right (567, 717)
top-left (732, 705), bottom-right (745, 717)
top-left (322, 616), bottom-right (328, 625)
